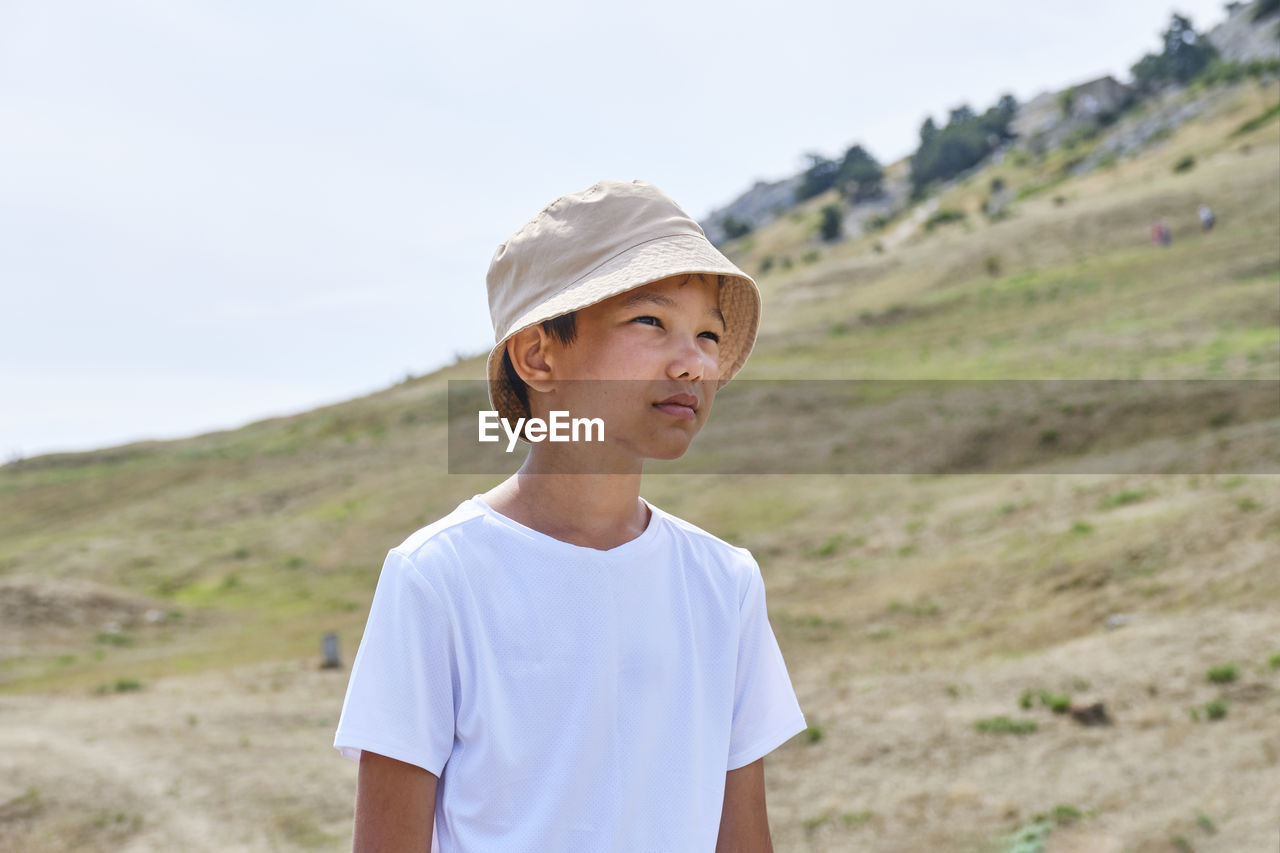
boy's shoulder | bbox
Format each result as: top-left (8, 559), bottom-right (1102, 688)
top-left (649, 502), bottom-right (754, 564)
top-left (393, 497), bottom-right (489, 558)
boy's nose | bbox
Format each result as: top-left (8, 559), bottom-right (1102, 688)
top-left (667, 337), bottom-right (718, 383)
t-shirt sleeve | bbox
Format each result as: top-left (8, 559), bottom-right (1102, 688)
top-left (333, 548), bottom-right (456, 776)
top-left (725, 556), bottom-right (807, 770)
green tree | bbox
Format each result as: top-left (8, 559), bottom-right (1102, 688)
top-left (795, 153), bottom-right (841, 202)
top-left (919, 117), bottom-right (938, 146)
top-left (978, 94), bottom-right (1019, 143)
top-left (1162, 14), bottom-right (1216, 83)
top-left (836, 144), bottom-right (884, 201)
top-left (909, 93), bottom-right (1018, 196)
top-left (947, 105), bottom-right (976, 127)
top-left (1130, 13), bottom-right (1217, 93)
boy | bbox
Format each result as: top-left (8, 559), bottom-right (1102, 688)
top-left (334, 179), bottom-right (807, 851)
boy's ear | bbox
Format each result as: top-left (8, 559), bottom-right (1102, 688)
top-left (506, 327), bottom-right (556, 393)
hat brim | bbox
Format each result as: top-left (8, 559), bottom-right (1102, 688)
top-left (485, 233), bottom-right (760, 432)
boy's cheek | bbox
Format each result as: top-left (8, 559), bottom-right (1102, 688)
top-left (701, 379), bottom-right (719, 406)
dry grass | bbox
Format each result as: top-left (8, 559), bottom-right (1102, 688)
top-left (1, 78), bottom-right (1277, 850)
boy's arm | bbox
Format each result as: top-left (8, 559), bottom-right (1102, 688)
top-left (353, 751), bottom-right (437, 853)
top-left (715, 757), bottom-right (773, 852)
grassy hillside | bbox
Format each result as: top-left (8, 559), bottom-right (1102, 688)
top-left (1, 78), bottom-right (1277, 852)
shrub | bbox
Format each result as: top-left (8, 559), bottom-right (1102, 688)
top-left (95, 678), bottom-right (143, 694)
top-left (1206, 663), bottom-right (1237, 684)
top-left (1006, 819), bottom-right (1053, 853)
top-left (805, 723), bottom-right (825, 742)
top-left (1208, 410), bottom-right (1235, 428)
top-left (801, 249), bottom-right (821, 264)
top-left (95, 632), bottom-right (133, 646)
top-left (1057, 89), bottom-right (1076, 118)
top-left (984, 254), bottom-right (1001, 276)
top-left (1268, 652), bottom-right (1280, 670)
top-left (923, 208), bottom-right (966, 231)
top-left (1173, 154), bottom-right (1196, 173)
top-left (976, 715), bottom-right (1037, 735)
top-left (819, 204), bottom-right (843, 241)
top-left (758, 255), bottom-right (775, 274)
top-left (721, 215), bottom-right (752, 240)
top-left (1099, 489), bottom-right (1146, 509)
top-left (1199, 58), bottom-right (1280, 88)
top-left (1203, 699), bottom-right (1228, 720)
top-left (1020, 689), bottom-right (1071, 713)
top-left (1036, 804), bottom-right (1083, 826)
top-left (804, 535), bottom-right (845, 559)
top-left (1230, 101), bottom-right (1280, 138)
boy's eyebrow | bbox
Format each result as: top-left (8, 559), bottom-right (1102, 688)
top-left (621, 291), bottom-right (727, 329)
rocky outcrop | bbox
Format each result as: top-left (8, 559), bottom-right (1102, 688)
top-left (1207, 1), bottom-right (1280, 63)
top-left (701, 175), bottom-right (803, 246)
top-left (1011, 76), bottom-right (1134, 154)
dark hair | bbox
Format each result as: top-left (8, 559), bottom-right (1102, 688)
top-left (501, 312), bottom-right (578, 413)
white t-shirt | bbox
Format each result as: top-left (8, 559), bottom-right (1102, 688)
top-left (334, 495), bottom-right (806, 851)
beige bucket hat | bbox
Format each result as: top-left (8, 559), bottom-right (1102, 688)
top-left (485, 178), bottom-right (761, 426)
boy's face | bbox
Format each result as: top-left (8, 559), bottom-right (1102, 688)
top-left (538, 273), bottom-right (725, 461)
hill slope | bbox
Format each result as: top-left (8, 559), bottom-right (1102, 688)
top-left (1, 78), bottom-right (1278, 852)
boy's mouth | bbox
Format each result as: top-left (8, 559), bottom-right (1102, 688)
top-left (653, 392), bottom-right (699, 421)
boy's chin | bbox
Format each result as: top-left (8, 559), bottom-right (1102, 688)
top-left (640, 432), bottom-right (699, 462)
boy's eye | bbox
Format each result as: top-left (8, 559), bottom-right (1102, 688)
top-left (630, 315), bottom-right (720, 343)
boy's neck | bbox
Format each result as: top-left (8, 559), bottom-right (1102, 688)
top-left (480, 451), bottom-right (649, 552)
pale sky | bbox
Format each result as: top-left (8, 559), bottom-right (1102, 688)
top-left (0, 0), bottom-right (1233, 460)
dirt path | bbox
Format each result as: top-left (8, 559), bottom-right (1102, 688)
top-left (0, 662), bottom-right (357, 851)
top-left (2, 608), bottom-right (1277, 851)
